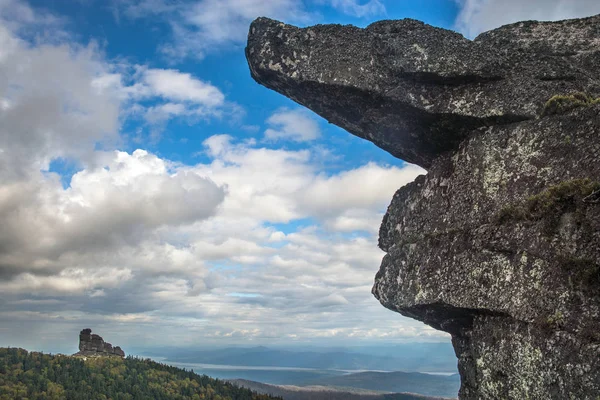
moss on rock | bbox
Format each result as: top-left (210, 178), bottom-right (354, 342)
top-left (495, 178), bottom-right (600, 231)
top-left (541, 93), bottom-right (600, 117)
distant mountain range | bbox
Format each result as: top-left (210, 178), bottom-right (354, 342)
top-left (159, 343), bottom-right (457, 373)
top-left (230, 379), bottom-right (457, 400)
top-left (308, 370), bottom-right (460, 398)
top-left (141, 343), bottom-right (461, 398)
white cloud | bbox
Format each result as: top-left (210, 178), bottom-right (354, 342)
top-left (195, 135), bottom-right (313, 223)
top-left (299, 162), bottom-right (425, 218)
top-left (144, 102), bottom-right (187, 124)
top-left (323, 209), bottom-right (383, 233)
top-left (203, 134), bottom-right (236, 157)
top-left (0, 0), bottom-right (65, 40)
top-left (0, 268), bottom-right (133, 296)
top-left (120, 0), bottom-right (179, 18)
top-left (327, 0), bottom-right (385, 17)
top-left (0, 29), bottom-right (121, 180)
top-left (265, 108), bottom-right (321, 142)
top-left (0, 150), bottom-right (225, 279)
top-left (455, 0), bottom-right (600, 38)
top-left (141, 68), bottom-right (225, 106)
top-left (118, 0), bottom-right (387, 60)
top-left (0, 0), bottom-right (443, 348)
top-left (91, 73), bottom-right (124, 94)
top-left (67, 150), bottom-right (225, 228)
top-left (1, 130), bottom-right (432, 344)
top-left (0, 2), bottom-right (227, 287)
top-left (132, 67), bottom-right (238, 130)
top-left (94, 65), bottom-right (236, 135)
top-left (0, 11), bottom-right (232, 181)
top-left (176, 0), bottom-right (312, 58)
top-left (185, 0), bottom-right (307, 42)
top-left (193, 136), bottom-right (425, 227)
top-left (119, 0), bottom-right (313, 60)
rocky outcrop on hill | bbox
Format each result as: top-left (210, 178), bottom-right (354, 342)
top-left (75, 329), bottom-right (125, 357)
top-left (247, 15), bottom-right (600, 400)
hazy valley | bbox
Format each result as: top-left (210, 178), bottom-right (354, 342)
top-left (149, 344), bottom-right (460, 398)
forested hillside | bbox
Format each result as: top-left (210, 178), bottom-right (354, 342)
top-left (0, 348), bottom-right (280, 400)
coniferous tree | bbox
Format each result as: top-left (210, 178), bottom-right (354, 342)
top-left (0, 348), bottom-right (282, 400)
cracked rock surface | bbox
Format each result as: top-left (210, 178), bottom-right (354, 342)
top-left (247, 14), bottom-right (600, 399)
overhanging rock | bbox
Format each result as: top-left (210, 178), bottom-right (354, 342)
top-left (247, 14), bottom-right (600, 400)
top-left (246, 16), bottom-right (600, 168)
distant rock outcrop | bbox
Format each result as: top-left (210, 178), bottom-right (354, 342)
top-left (247, 14), bottom-right (600, 400)
top-left (74, 329), bottom-right (125, 357)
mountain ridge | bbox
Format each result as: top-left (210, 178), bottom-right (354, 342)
top-left (161, 344), bottom-right (457, 372)
top-left (229, 378), bottom-right (456, 400)
top-left (0, 347), bottom-right (280, 400)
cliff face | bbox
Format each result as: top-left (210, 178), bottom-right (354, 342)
top-left (246, 15), bottom-right (600, 399)
top-left (76, 329), bottom-right (125, 357)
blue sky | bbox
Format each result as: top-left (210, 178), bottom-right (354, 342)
top-left (1, 0), bottom-right (599, 354)
top-left (38, 0), bottom-right (458, 173)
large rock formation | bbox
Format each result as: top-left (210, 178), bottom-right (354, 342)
top-left (247, 15), bottom-right (600, 400)
top-left (75, 329), bottom-right (125, 357)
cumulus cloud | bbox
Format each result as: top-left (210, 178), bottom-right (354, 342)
top-left (0, 150), bottom-right (225, 279)
top-left (0, 0), bottom-right (441, 349)
top-left (66, 150), bottom-right (225, 231)
top-left (0, 2), bottom-right (225, 296)
top-left (194, 135), bottom-right (425, 227)
top-left (264, 108), bottom-right (321, 142)
top-left (0, 11), bottom-right (232, 180)
top-left (92, 66), bottom-right (234, 130)
top-left (1, 130), bottom-right (430, 346)
top-left (455, 0), bottom-right (600, 38)
top-left (132, 138), bottom-right (428, 343)
top-left (0, 28), bottom-right (121, 181)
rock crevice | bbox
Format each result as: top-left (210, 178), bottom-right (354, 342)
top-left (247, 14), bottom-right (600, 399)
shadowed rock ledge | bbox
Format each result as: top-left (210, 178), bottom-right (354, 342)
top-left (247, 15), bottom-right (600, 399)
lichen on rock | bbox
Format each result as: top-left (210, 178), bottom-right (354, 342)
top-left (247, 13), bottom-right (600, 400)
